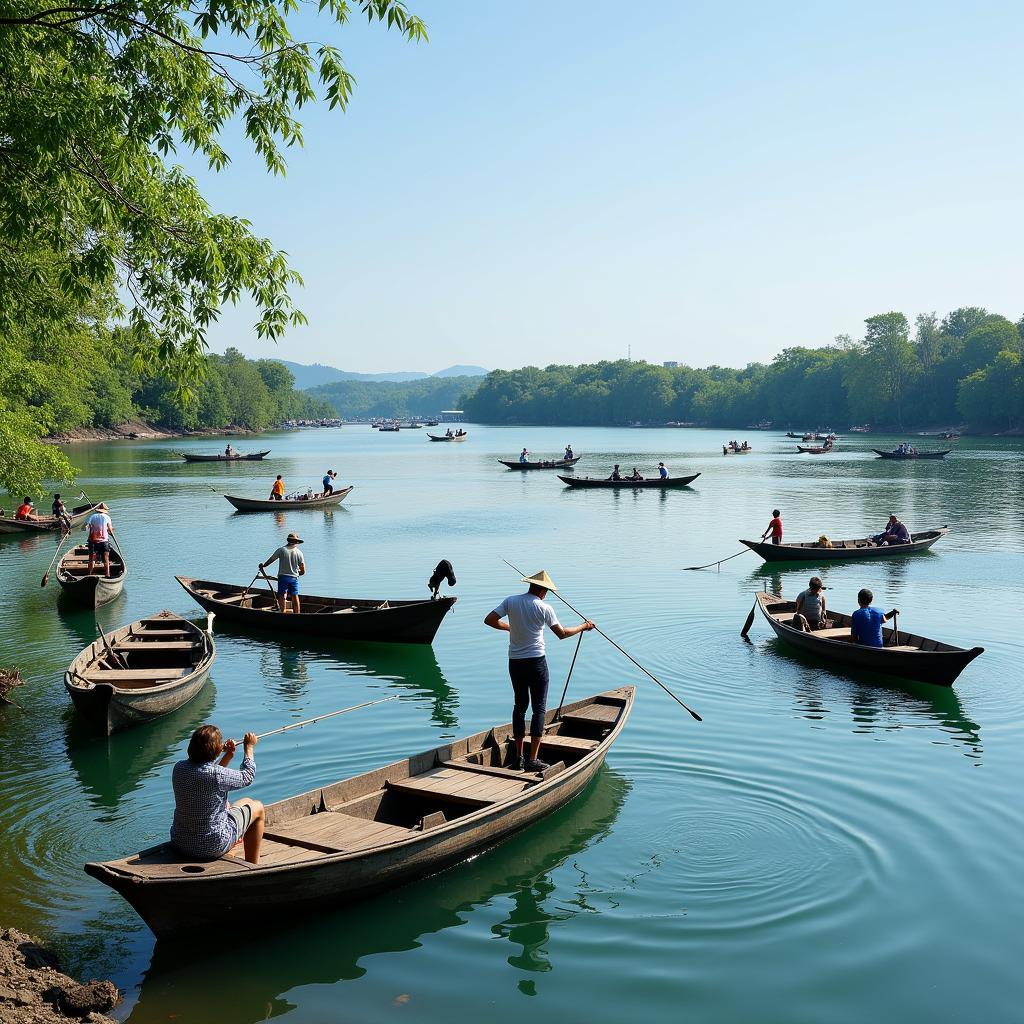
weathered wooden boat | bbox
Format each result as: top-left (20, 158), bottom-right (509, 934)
top-left (873, 448), bottom-right (951, 460)
top-left (64, 611), bottom-right (216, 735)
top-left (84, 686), bottom-right (635, 939)
top-left (740, 527), bottom-right (948, 562)
top-left (497, 456), bottom-right (581, 470)
top-left (427, 432), bottom-right (468, 442)
top-left (0, 503), bottom-right (98, 536)
top-left (176, 577), bottom-right (457, 645)
top-left (56, 544), bottom-right (127, 608)
top-left (223, 487), bottom-right (353, 512)
top-left (559, 473), bottom-right (700, 489)
top-left (751, 591), bottom-right (983, 687)
top-left (796, 444), bottom-right (833, 454)
top-left (179, 450), bottom-right (271, 462)
top-left (722, 445), bottom-right (752, 454)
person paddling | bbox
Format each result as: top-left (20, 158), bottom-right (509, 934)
top-left (83, 503), bottom-right (115, 577)
top-left (519, 448), bottom-right (529, 464)
top-left (170, 725), bottom-right (265, 865)
top-left (761, 509), bottom-right (783, 546)
top-left (260, 532), bottom-right (306, 613)
top-left (484, 570), bottom-right (594, 773)
top-left (269, 475), bottom-right (285, 501)
top-left (321, 469), bottom-right (337, 496)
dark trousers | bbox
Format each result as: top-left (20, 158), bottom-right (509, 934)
top-left (508, 656), bottom-right (549, 739)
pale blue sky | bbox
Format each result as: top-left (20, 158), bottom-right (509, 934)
top-left (192, 0), bottom-right (1024, 372)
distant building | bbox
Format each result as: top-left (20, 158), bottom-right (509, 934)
top-left (663, 361), bottom-right (679, 369)
top-left (440, 409), bottom-right (465, 423)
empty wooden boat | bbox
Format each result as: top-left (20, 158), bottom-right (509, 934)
top-left (427, 432), bottom-right (468, 442)
top-left (0, 502), bottom-right (98, 536)
top-left (64, 611), bottom-right (216, 735)
top-left (752, 591), bottom-right (982, 686)
top-left (558, 473), bottom-right (700, 489)
top-left (176, 577), bottom-right (456, 645)
top-left (224, 487), bottom-right (353, 512)
top-left (740, 527), bottom-right (948, 562)
top-left (56, 544), bottom-right (127, 608)
top-left (497, 456), bottom-right (581, 470)
top-left (179, 450), bottom-right (271, 462)
top-left (873, 448), bottom-right (951, 460)
top-left (84, 687), bottom-right (635, 940)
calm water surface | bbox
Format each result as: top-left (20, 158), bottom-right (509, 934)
top-left (0, 427), bottom-right (1022, 1023)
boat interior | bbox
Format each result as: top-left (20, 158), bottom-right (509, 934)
top-left (187, 580), bottom-right (407, 614)
top-left (60, 545), bottom-right (125, 578)
top-left (770, 529), bottom-right (942, 550)
top-left (102, 692), bottom-right (630, 878)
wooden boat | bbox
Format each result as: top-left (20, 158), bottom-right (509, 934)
top-left (559, 473), bottom-right (700, 489)
top-left (873, 448), bottom-right (951, 460)
top-left (752, 591), bottom-right (983, 687)
top-left (84, 686), bottom-right (635, 940)
top-left (497, 456), bottom-right (581, 470)
top-left (224, 487), bottom-right (353, 512)
top-left (176, 577), bottom-right (457, 645)
top-left (427, 432), bottom-right (468, 442)
top-left (56, 544), bottom-right (127, 608)
top-left (722, 445), bottom-right (752, 454)
top-left (179, 450), bottom-right (271, 462)
top-left (0, 502), bottom-right (98, 535)
top-left (64, 611), bottom-right (216, 735)
top-left (739, 527), bottom-right (948, 562)
top-left (796, 444), bottom-right (833, 454)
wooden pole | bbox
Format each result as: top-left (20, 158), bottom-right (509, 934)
top-left (230, 695), bottom-right (398, 744)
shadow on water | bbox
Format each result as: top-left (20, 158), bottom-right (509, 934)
top-left (64, 684), bottom-right (218, 811)
top-left (125, 766), bottom-right (631, 1024)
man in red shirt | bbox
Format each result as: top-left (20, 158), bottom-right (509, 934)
top-left (762, 508), bottom-right (783, 545)
top-left (15, 497), bottom-right (38, 521)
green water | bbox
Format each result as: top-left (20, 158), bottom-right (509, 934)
top-left (0, 427), bottom-right (1021, 1024)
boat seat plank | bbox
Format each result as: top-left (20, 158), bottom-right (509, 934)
top-left (266, 812), bottom-right (412, 852)
top-left (114, 641), bottom-right (196, 651)
top-left (443, 760), bottom-right (543, 782)
top-left (81, 668), bottom-right (188, 681)
top-left (388, 767), bottom-right (531, 804)
top-left (540, 735), bottom-right (600, 751)
top-left (559, 704), bottom-right (621, 725)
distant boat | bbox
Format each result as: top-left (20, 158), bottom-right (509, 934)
top-left (223, 487), bottom-right (353, 512)
top-left (427, 432), bottom-right (468, 442)
top-left (559, 474), bottom-right (700, 490)
top-left (796, 443), bottom-right (833, 454)
top-left (497, 456), bottom-right (581, 470)
top-left (178, 450), bottom-right (271, 462)
top-left (739, 527), bottom-right (949, 562)
top-left (873, 448), bottom-right (951, 460)
top-left (0, 502), bottom-right (98, 536)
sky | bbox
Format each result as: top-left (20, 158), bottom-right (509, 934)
top-left (190, 0), bottom-right (1024, 373)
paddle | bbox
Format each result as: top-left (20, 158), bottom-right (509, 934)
top-left (554, 631), bottom-right (584, 721)
top-left (258, 565), bottom-right (283, 611)
top-left (740, 599), bottom-right (757, 638)
top-left (685, 548), bottom-right (750, 571)
top-left (502, 560), bottom-right (702, 722)
top-left (229, 695), bottom-right (398, 744)
top-left (41, 532), bottom-right (71, 587)
top-left (891, 610), bottom-right (900, 647)
top-left (96, 619), bottom-right (129, 669)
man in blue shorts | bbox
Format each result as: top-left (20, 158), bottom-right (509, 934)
top-left (485, 570), bottom-right (595, 773)
top-left (260, 532), bottom-right (306, 613)
top-left (850, 588), bottom-right (900, 647)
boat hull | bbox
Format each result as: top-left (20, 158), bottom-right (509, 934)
top-left (56, 545), bottom-right (126, 608)
top-left (872, 449), bottom-right (951, 460)
top-left (740, 528), bottom-right (948, 562)
top-left (427, 433), bottom-right (468, 442)
top-left (558, 473), bottom-right (700, 489)
top-left (498, 457), bottom-right (580, 470)
top-left (224, 487), bottom-right (352, 512)
top-left (180, 450), bottom-right (271, 462)
top-left (0, 503), bottom-right (98, 536)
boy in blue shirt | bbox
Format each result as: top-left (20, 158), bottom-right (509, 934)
top-left (850, 588), bottom-right (900, 647)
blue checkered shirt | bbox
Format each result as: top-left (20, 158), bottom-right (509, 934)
top-left (170, 755), bottom-right (256, 859)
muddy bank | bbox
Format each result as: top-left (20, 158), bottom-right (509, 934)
top-left (0, 928), bottom-right (118, 1023)
top-left (46, 419), bottom-right (255, 444)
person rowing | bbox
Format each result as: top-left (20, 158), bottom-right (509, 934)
top-left (519, 448), bottom-right (529, 464)
top-left (170, 725), bottom-right (264, 865)
top-left (484, 570), bottom-right (595, 773)
top-left (225, 443), bottom-right (234, 458)
top-left (850, 589), bottom-right (899, 647)
top-left (564, 444), bottom-right (574, 460)
top-left (658, 462), bottom-right (668, 479)
top-left (51, 494), bottom-right (71, 533)
top-left (83, 502), bottom-right (115, 577)
top-left (761, 508), bottom-right (783, 545)
top-left (321, 469), bottom-right (337, 496)
top-left (628, 467), bottom-right (644, 481)
top-left (260, 531), bottom-right (306, 613)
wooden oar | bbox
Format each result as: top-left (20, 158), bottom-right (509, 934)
top-left (554, 631), bottom-right (584, 721)
top-left (685, 548), bottom-right (750, 571)
top-left (95, 620), bottom-right (129, 669)
top-left (258, 565), bottom-right (283, 611)
top-left (502, 560), bottom-right (702, 722)
top-left (891, 610), bottom-right (900, 647)
top-left (229, 696), bottom-right (398, 744)
top-left (41, 532), bottom-right (71, 587)
top-left (740, 599), bottom-right (757, 638)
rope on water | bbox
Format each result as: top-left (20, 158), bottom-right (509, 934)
top-left (684, 548), bottom-right (751, 571)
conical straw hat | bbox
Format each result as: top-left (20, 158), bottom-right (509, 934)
top-left (522, 569), bottom-right (557, 592)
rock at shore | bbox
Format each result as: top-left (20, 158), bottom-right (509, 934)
top-left (0, 929), bottom-right (118, 1023)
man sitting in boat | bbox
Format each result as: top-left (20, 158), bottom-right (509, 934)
top-left (170, 726), bottom-right (265, 865)
top-left (484, 570), bottom-right (595, 773)
top-left (269, 475), bottom-right (285, 501)
top-left (564, 445), bottom-right (574, 460)
top-left (658, 462), bottom-right (668, 479)
top-left (321, 469), bottom-right (337, 496)
top-left (793, 576), bottom-right (828, 630)
top-left (225, 443), bottom-right (233, 457)
top-left (519, 448), bottom-right (529, 463)
top-left (51, 494), bottom-right (72, 533)
top-left (850, 589), bottom-right (899, 647)
top-left (15, 497), bottom-right (38, 521)
top-left (607, 464), bottom-right (622, 481)
top-left (872, 515), bottom-right (910, 545)
top-left (446, 428), bottom-right (454, 437)
top-left (628, 467), bottom-right (644, 480)
top-left (260, 531), bottom-right (306, 613)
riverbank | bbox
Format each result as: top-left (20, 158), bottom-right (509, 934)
top-left (45, 419), bottom-right (256, 445)
top-left (0, 928), bottom-right (117, 1023)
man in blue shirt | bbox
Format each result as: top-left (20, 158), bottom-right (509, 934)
top-left (658, 462), bottom-right (668, 479)
top-left (850, 588), bottom-right (900, 647)
top-left (321, 469), bottom-right (337, 496)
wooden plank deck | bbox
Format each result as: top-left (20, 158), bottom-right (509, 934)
top-left (265, 812), bottom-right (413, 853)
top-left (388, 766), bottom-right (531, 805)
top-left (559, 704), bottom-right (620, 725)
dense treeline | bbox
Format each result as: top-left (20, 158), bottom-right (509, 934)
top-left (307, 375), bottom-right (478, 419)
top-left (463, 309), bottom-right (1024, 431)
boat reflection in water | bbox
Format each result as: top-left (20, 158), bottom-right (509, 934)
top-left (125, 766), bottom-right (630, 1024)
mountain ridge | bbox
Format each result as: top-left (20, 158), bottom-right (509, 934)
top-left (276, 360), bottom-right (488, 390)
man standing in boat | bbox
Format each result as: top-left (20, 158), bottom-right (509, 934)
top-left (269, 474), bottom-right (285, 501)
top-left (260, 532), bottom-right (306, 613)
top-left (761, 509), bottom-right (783, 545)
top-left (321, 469), bottom-right (337, 496)
top-left (83, 502), bottom-right (115, 577)
top-left (484, 570), bottom-right (594, 773)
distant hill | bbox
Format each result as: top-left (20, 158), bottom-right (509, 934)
top-left (277, 360), bottom-right (488, 390)
top-left (308, 375), bottom-right (483, 419)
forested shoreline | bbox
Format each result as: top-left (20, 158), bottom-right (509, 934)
top-left (463, 309), bottom-right (1024, 431)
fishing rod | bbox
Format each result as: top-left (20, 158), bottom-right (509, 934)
top-left (503, 560), bottom-right (701, 722)
top-left (228, 695), bottom-right (398, 745)
top-left (685, 548), bottom-right (751, 571)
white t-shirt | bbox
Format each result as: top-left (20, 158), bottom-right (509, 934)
top-left (266, 545), bottom-right (305, 578)
top-left (86, 512), bottom-right (111, 541)
top-left (492, 593), bottom-right (561, 660)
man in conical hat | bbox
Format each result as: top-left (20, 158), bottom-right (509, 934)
top-left (485, 570), bottom-right (595, 773)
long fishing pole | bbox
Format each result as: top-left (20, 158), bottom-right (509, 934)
top-left (503, 560), bottom-right (701, 722)
top-left (684, 548), bottom-right (750, 571)
top-left (229, 695), bottom-right (398, 745)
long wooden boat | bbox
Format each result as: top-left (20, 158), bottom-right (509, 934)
top-left (64, 611), bottom-right (216, 735)
top-left (176, 577), bottom-right (457, 645)
top-left (497, 456), bottom-right (581, 470)
top-left (722, 446), bottom-right (752, 454)
top-left (796, 444), bottom-right (833, 454)
top-left (559, 473), bottom-right (700, 490)
top-left (179, 450), bottom-right (271, 462)
top-left (752, 591), bottom-right (983, 687)
top-left (56, 544), bottom-right (127, 608)
top-left (427, 432), bottom-right (468, 442)
top-left (740, 527), bottom-right (948, 562)
top-left (0, 502), bottom-right (98, 536)
top-left (873, 448), bottom-right (951, 460)
top-left (224, 487), bottom-right (353, 512)
top-left (84, 686), bottom-right (635, 939)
